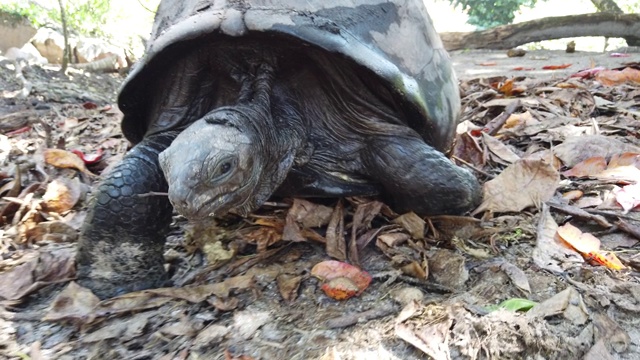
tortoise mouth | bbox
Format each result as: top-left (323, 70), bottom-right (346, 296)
top-left (187, 182), bottom-right (254, 220)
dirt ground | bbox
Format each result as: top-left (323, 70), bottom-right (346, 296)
top-left (0, 49), bottom-right (639, 360)
top-left (451, 48), bottom-right (639, 80)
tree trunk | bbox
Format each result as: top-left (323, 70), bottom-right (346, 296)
top-left (440, 13), bottom-right (640, 51)
top-left (58, 0), bottom-right (71, 72)
top-left (591, 0), bottom-right (623, 13)
top-left (590, 0), bottom-right (639, 46)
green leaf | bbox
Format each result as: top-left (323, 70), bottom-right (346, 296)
top-left (486, 298), bottom-right (538, 313)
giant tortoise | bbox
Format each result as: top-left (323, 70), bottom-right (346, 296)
top-left (76, 0), bottom-right (481, 298)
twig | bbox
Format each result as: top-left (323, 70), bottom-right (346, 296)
top-left (584, 209), bottom-right (640, 222)
top-left (615, 219), bottom-right (640, 241)
top-left (325, 302), bottom-right (398, 328)
top-left (137, 191), bottom-right (168, 197)
top-left (485, 99), bottom-right (521, 136)
top-left (452, 156), bottom-right (495, 179)
top-left (547, 200), bottom-right (612, 228)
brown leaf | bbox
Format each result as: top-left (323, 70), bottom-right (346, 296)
top-left (276, 274), bottom-right (302, 302)
top-left (473, 159), bottom-right (559, 214)
top-left (392, 212), bottom-right (425, 239)
top-left (44, 149), bottom-right (95, 177)
top-left (325, 200), bottom-right (346, 261)
top-left (429, 249), bottom-right (468, 289)
top-left (283, 199), bottom-right (333, 242)
top-left (608, 153), bottom-right (640, 169)
top-left (377, 232), bottom-right (410, 247)
top-left (452, 132), bottom-right (484, 167)
top-left (562, 157), bottom-right (607, 178)
top-left (42, 282), bottom-right (100, 323)
top-left (553, 135), bottom-right (640, 168)
top-left (531, 205), bottom-right (583, 274)
top-left (208, 297), bottom-right (239, 311)
top-left (233, 310), bottom-right (271, 340)
top-left (482, 132), bottom-right (521, 164)
top-left (527, 287), bottom-right (589, 326)
top-left (42, 177), bottom-right (82, 213)
top-left (0, 247), bottom-right (76, 300)
top-left (596, 67), bottom-right (640, 86)
top-left (350, 201), bottom-right (383, 263)
top-left (25, 220), bottom-right (78, 243)
top-left (500, 261), bottom-right (531, 293)
top-left (401, 261), bottom-right (427, 280)
top-left (81, 312), bottom-right (153, 343)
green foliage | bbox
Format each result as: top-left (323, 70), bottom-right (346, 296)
top-left (485, 298), bottom-right (538, 312)
top-left (0, 0), bottom-right (111, 37)
top-left (449, 0), bottom-right (539, 28)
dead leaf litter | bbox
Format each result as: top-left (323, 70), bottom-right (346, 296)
top-left (0, 55), bottom-right (639, 359)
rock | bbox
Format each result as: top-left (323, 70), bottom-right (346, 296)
top-left (5, 44), bottom-right (47, 65)
top-left (31, 28), bottom-right (125, 67)
top-left (0, 11), bottom-right (36, 54)
top-left (31, 28), bottom-right (65, 64)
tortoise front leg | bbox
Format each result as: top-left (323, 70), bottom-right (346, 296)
top-left (76, 132), bottom-right (178, 299)
top-left (363, 135), bottom-right (481, 216)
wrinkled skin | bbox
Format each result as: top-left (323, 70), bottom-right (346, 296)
top-left (76, 38), bottom-right (481, 299)
top-left (160, 114), bottom-right (255, 219)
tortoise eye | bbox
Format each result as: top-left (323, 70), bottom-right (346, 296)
top-left (219, 161), bottom-right (232, 175)
top-left (213, 158), bottom-right (236, 182)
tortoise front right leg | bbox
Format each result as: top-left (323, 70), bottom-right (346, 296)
top-left (76, 132), bottom-right (178, 299)
top-left (363, 135), bottom-right (481, 216)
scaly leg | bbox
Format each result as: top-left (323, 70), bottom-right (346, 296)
top-left (363, 135), bottom-right (481, 216)
top-left (76, 132), bottom-right (178, 299)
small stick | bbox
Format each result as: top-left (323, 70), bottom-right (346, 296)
top-left (485, 99), bottom-right (521, 136)
top-left (452, 156), bottom-right (494, 179)
top-left (137, 191), bottom-right (169, 198)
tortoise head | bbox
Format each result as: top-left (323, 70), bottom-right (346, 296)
top-left (159, 107), bottom-right (294, 220)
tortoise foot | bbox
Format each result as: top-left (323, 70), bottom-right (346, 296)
top-left (76, 133), bottom-right (177, 299)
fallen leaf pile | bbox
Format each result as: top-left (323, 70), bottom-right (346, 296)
top-left (0, 52), bottom-right (638, 359)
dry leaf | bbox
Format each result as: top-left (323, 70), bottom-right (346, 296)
top-left (276, 274), bottom-right (302, 302)
top-left (233, 310), bottom-right (270, 340)
top-left (43, 282), bottom-right (100, 323)
top-left (26, 220), bottom-right (78, 243)
top-left (613, 184), bottom-right (640, 213)
top-left (429, 249), bottom-right (468, 289)
top-left (553, 136), bottom-right (640, 168)
top-left (482, 132), bottom-right (521, 163)
top-left (311, 260), bottom-right (372, 300)
top-left (452, 132), bottom-right (484, 167)
top-left (42, 178), bottom-right (82, 213)
top-left (321, 277), bottom-right (360, 300)
top-left (562, 157), bottom-right (607, 178)
top-left (473, 159), bottom-right (560, 214)
top-left (557, 223), bottom-right (625, 270)
top-left (532, 205), bottom-right (583, 273)
top-left (392, 212), bottom-right (425, 239)
top-left (596, 67), bottom-right (640, 86)
top-left (500, 261), bottom-right (531, 293)
top-left (325, 201), bottom-right (346, 261)
top-left (542, 64), bottom-right (572, 70)
top-left (44, 149), bottom-right (94, 176)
